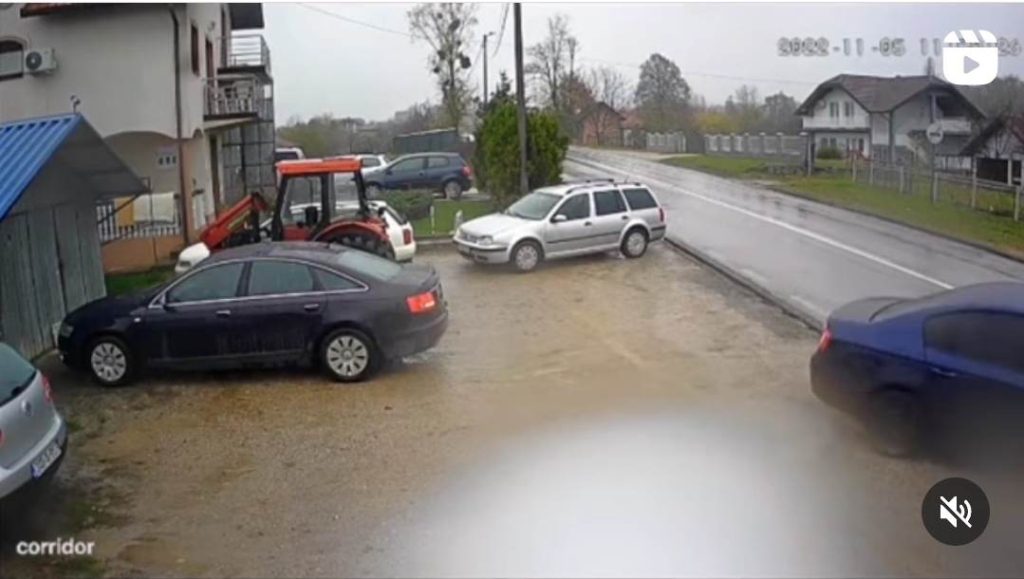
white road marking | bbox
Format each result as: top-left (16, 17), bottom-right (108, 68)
top-left (569, 156), bottom-right (955, 290)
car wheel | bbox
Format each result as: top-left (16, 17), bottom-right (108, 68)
top-left (443, 180), bottom-right (463, 200)
top-left (87, 335), bottom-right (135, 387)
top-left (511, 240), bottom-right (542, 273)
top-left (868, 389), bottom-right (923, 457)
top-left (321, 328), bottom-right (379, 382)
top-left (621, 227), bottom-right (649, 258)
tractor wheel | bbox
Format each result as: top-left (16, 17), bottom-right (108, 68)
top-left (336, 234), bottom-right (395, 260)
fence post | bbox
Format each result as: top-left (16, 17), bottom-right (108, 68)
top-left (869, 159), bottom-right (874, 185)
top-left (1016, 184), bottom-right (1022, 222)
top-left (971, 158), bottom-right (978, 209)
top-left (931, 171), bottom-right (939, 204)
top-left (852, 158), bottom-right (857, 182)
top-left (899, 166), bottom-right (905, 194)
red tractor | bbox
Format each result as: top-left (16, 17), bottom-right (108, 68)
top-left (197, 157), bottom-right (395, 258)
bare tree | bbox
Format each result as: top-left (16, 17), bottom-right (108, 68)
top-left (408, 3), bottom-right (478, 131)
top-left (634, 53), bottom-right (692, 131)
top-left (585, 66), bottom-right (631, 145)
top-left (526, 14), bottom-right (576, 113)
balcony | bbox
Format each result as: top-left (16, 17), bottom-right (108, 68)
top-left (218, 33), bottom-right (271, 79)
top-left (203, 75), bottom-right (271, 125)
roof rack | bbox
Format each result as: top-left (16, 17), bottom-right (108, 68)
top-left (564, 178), bottom-right (618, 193)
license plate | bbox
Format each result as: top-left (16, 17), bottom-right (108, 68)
top-left (31, 440), bottom-right (62, 478)
top-left (457, 245), bottom-right (472, 256)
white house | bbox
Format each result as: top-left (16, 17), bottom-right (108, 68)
top-left (796, 74), bottom-right (984, 164)
top-left (0, 3), bottom-right (275, 271)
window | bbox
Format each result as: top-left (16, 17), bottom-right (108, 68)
top-left (191, 24), bottom-right (200, 76)
top-left (505, 192), bottom-right (560, 220)
top-left (843, 102), bottom-right (855, 118)
top-left (623, 188), bottom-right (658, 210)
top-left (0, 342), bottom-right (36, 405)
top-left (594, 190), bottom-right (627, 216)
top-left (829, 102), bottom-right (839, 119)
top-left (361, 157), bottom-right (381, 168)
top-left (0, 39), bottom-right (25, 80)
top-left (427, 156), bottom-right (450, 168)
top-left (925, 312), bottom-right (1024, 374)
top-left (555, 194), bottom-right (591, 221)
top-left (282, 176), bottom-right (323, 225)
top-left (384, 206), bottom-right (408, 225)
top-left (248, 261), bottom-right (316, 296)
top-left (205, 37), bottom-right (214, 78)
top-left (167, 263), bottom-right (244, 303)
top-left (316, 269), bottom-right (362, 291)
top-left (390, 157), bottom-right (423, 172)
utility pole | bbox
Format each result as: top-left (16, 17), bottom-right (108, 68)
top-left (513, 3), bottom-right (528, 195)
top-left (482, 31), bottom-right (494, 107)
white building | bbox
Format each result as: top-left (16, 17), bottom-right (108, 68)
top-left (0, 3), bottom-right (274, 271)
top-left (796, 74), bottom-right (984, 164)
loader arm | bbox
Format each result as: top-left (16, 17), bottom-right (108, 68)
top-left (199, 192), bottom-right (269, 250)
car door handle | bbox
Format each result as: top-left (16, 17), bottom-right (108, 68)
top-left (621, 215), bottom-right (629, 221)
top-left (215, 309), bottom-right (231, 318)
top-left (584, 221), bottom-right (593, 226)
top-left (303, 303), bottom-right (321, 312)
top-left (930, 366), bottom-right (958, 378)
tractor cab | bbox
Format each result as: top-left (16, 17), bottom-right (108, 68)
top-left (271, 158), bottom-right (394, 258)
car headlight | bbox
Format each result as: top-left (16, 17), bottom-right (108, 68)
top-left (59, 322), bottom-right (74, 338)
top-left (478, 235), bottom-right (494, 246)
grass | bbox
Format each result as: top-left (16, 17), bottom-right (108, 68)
top-left (412, 198), bottom-right (493, 238)
top-left (105, 266), bottom-right (174, 296)
top-left (660, 155), bottom-right (1024, 258)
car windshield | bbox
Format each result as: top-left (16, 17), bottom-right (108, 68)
top-left (333, 249), bottom-right (403, 281)
top-left (0, 343), bottom-right (36, 406)
top-left (505, 192), bottom-right (561, 220)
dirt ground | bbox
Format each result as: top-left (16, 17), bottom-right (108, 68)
top-left (3, 245), bottom-right (1022, 577)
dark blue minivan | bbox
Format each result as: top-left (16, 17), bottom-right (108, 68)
top-left (811, 281), bottom-right (1024, 458)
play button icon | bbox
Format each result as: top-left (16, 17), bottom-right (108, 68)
top-left (963, 56), bottom-right (979, 74)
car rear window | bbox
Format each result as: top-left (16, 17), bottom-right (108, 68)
top-left (594, 190), bottom-right (627, 215)
top-left (622, 188), bottom-right (658, 210)
top-left (427, 156), bottom-right (450, 168)
top-left (0, 343), bottom-right (36, 406)
top-left (333, 250), bottom-right (403, 282)
top-left (925, 312), bottom-right (1024, 373)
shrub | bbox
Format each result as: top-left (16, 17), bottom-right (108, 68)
top-left (382, 190), bottom-right (434, 221)
top-left (474, 102), bottom-right (569, 206)
top-left (817, 146), bottom-right (842, 160)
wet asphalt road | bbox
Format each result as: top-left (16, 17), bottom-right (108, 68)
top-left (4, 247), bottom-right (1023, 578)
top-left (566, 147), bottom-right (1024, 325)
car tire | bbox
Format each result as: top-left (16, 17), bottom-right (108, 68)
top-left (336, 234), bottom-right (395, 260)
top-left (621, 227), bottom-right (649, 258)
top-left (86, 335), bottom-right (135, 387)
top-left (443, 180), bottom-right (463, 200)
top-left (867, 388), bottom-right (923, 457)
top-left (320, 328), bottom-right (380, 383)
top-left (511, 240), bottom-right (543, 273)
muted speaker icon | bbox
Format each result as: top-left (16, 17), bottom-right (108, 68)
top-left (939, 495), bottom-right (972, 528)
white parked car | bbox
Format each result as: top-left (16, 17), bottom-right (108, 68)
top-left (337, 200), bottom-right (417, 262)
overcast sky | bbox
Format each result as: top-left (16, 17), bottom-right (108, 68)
top-left (263, 2), bottom-right (1024, 123)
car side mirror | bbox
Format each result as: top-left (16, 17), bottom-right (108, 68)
top-left (304, 205), bottom-right (320, 226)
top-left (377, 206), bottom-right (387, 218)
top-left (552, 214), bottom-right (568, 223)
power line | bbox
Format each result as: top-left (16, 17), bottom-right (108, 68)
top-left (578, 56), bottom-right (818, 87)
top-left (297, 3), bottom-right (422, 40)
top-left (493, 3), bottom-right (510, 58)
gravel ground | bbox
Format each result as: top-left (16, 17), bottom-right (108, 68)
top-left (3, 245), bottom-right (1021, 577)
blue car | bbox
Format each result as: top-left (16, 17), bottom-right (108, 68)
top-left (811, 281), bottom-right (1024, 458)
top-left (363, 153), bottom-right (473, 199)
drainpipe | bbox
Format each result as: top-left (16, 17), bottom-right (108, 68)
top-left (170, 6), bottom-right (190, 247)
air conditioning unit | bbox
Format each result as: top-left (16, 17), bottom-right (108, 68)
top-left (24, 49), bottom-right (57, 75)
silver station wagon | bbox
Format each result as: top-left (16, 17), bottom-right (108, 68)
top-left (453, 180), bottom-right (667, 272)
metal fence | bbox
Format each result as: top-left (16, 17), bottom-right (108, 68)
top-left (96, 192), bottom-right (182, 243)
top-left (850, 159), bottom-right (1023, 221)
top-left (706, 133), bottom-right (808, 161)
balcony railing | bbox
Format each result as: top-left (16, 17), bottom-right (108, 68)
top-left (204, 75), bottom-right (270, 120)
top-left (220, 33), bottom-right (271, 75)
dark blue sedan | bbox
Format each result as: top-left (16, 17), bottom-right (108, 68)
top-left (811, 281), bottom-right (1024, 458)
top-left (58, 242), bottom-right (448, 386)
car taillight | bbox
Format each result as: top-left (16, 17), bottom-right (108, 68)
top-left (42, 374), bottom-right (54, 404)
top-left (817, 327), bottom-right (833, 353)
top-left (407, 291), bottom-right (437, 314)
top-left (403, 228), bottom-right (413, 245)
top-left (462, 165), bottom-right (472, 178)
top-left (659, 207), bottom-right (666, 223)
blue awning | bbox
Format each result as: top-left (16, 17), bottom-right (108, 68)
top-left (0, 113), bottom-right (148, 221)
